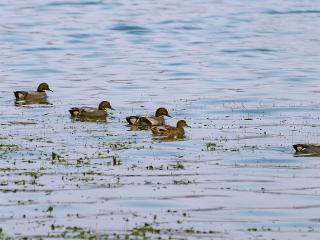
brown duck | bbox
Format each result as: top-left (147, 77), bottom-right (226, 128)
top-left (126, 107), bottom-right (171, 126)
top-left (151, 120), bottom-right (189, 138)
top-left (293, 144), bottom-right (320, 154)
top-left (14, 83), bottom-right (52, 102)
top-left (69, 101), bottom-right (114, 121)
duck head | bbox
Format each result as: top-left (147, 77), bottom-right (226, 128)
top-left (99, 101), bottom-right (114, 111)
top-left (177, 120), bottom-right (190, 128)
top-left (155, 107), bottom-right (171, 117)
top-left (37, 83), bottom-right (52, 92)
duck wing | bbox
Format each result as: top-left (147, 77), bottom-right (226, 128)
top-left (79, 107), bottom-right (98, 113)
top-left (126, 115), bottom-right (163, 126)
top-left (139, 116), bottom-right (162, 126)
top-left (151, 124), bottom-right (174, 135)
top-left (69, 107), bottom-right (96, 116)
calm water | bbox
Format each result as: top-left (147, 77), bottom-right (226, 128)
top-left (1, 0), bottom-right (320, 239)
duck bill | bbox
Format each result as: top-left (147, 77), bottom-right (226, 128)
top-left (48, 88), bottom-right (53, 92)
top-left (167, 114), bottom-right (172, 118)
top-left (109, 107), bottom-right (115, 110)
top-left (186, 125), bottom-right (191, 128)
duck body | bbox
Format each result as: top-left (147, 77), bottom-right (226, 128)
top-left (151, 120), bottom-right (189, 138)
top-left (69, 101), bottom-right (113, 121)
top-left (14, 83), bottom-right (52, 103)
top-left (293, 144), bottom-right (320, 154)
top-left (69, 107), bottom-right (107, 119)
top-left (14, 91), bottom-right (47, 101)
top-left (126, 107), bottom-right (170, 127)
top-left (126, 115), bottom-right (165, 126)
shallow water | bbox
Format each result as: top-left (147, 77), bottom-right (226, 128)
top-left (1, 0), bottom-right (320, 239)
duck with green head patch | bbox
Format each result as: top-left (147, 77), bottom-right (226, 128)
top-left (69, 101), bottom-right (114, 121)
top-left (126, 107), bottom-right (171, 126)
top-left (293, 144), bottom-right (320, 154)
top-left (14, 83), bottom-right (52, 103)
top-left (151, 120), bottom-right (190, 138)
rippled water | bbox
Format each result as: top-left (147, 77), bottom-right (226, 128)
top-left (1, 0), bottom-right (320, 239)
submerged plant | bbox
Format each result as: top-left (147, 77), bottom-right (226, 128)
top-left (206, 142), bottom-right (217, 151)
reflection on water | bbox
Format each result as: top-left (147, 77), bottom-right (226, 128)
top-left (152, 135), bottom-right (187, 143)
top-left (15, 99), bottom-right (51, 106)
top-left (1, 0), bottom-right (320, 238)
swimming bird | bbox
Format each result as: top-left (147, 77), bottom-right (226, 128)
top-left (69, 101), bottom-right (114, 121)
top-left (151, 120), bottom-right (189, 138)
top-left (293, 144), bottom-right (320, 154)
top-left (126, 107), bottom-right (171, 126)
top-left (14, 83), bottom-right (52, 102)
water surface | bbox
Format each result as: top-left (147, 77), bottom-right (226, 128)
top-left (1, 0), bottom-right (320, 239)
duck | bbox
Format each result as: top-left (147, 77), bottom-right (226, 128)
top-left (126, 107), bottom-right (171, 126)
top-left (69, 101), bottom-right (114, 121)
top-left (293, 144), bottom-right (320, 154)
top-left (151, 120), bottom-right (189, 138)
top-left (14, 83), bottom-right (52, 102)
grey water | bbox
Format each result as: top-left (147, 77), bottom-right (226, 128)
top-left (1, 0), bottom-right (320, 239)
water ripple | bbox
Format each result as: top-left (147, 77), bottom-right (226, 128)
top-left (265, 9), bottom-right (320, 15)
top-left (1, 0), bottom-right (320, 239)
top-left (47, 0), bottom-right (103, 7)
top-left (111, 24), bottom-right (151, 34)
